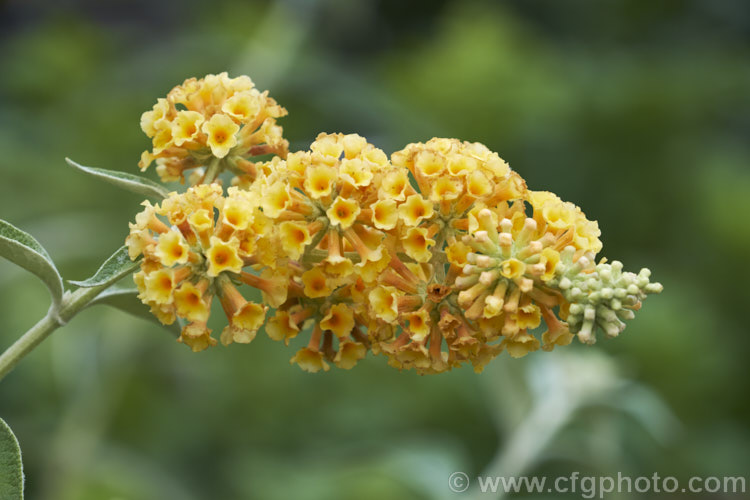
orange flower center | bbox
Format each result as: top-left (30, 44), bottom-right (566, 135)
top-left (293, 229), bottom-right (306, 243)
top-left (214, 250), bottom-right (228, 265)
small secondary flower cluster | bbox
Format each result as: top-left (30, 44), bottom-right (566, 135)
top-left (127, 74), bottom-right (662, 374)
top-left (138, 72), bottom-right (288, 185)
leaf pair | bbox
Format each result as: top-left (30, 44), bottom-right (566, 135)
top-left (0, 159), bottom-right (176, 330)
top-left (0, 160), bottom-right (168, 313)
top-left (0, 221), bottom-right (138, 309)
top-left (63, 159), bottom-right (179, 334)
top-left (0, 224), bottom-right (174, 335)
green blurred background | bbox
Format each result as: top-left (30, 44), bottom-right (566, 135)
top-left (1, 0), bottom-right (749, 498)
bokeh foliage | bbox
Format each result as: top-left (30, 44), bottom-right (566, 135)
top-left (1, 0), bottom-right (749, 498)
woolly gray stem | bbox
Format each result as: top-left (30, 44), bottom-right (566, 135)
top-left (0, 283), bottom-right (112, 381)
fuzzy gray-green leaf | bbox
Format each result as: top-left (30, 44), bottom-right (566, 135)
top-left (0, 418), bottom-right (24, 499)
top-left (66, 158), bottom-right (170, 200)
top-left (69, 246), bottom-right (140, 288)
top-left (88, 284), bottom-right (180, 337)
top-left (0, 219), bottom-right (64, 311)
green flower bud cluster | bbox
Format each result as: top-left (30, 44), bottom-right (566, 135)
top-left (551, 247), bottom-right (663, 344)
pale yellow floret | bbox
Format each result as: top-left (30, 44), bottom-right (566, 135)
top-left (126, 227), bottom-right (152, 260)
top-left (542, 202), bottom-right (576, 230)
top-left (398, 194), bottom-right (434, 226)
top-left (202, 113), bottom-right (239, 158)
top-left (206, 236), bottom-right (244, 277)
top-left (542, 328), bottom-right (574, 351)
top-left (138, 150), bottom-right (155, 171)
top-left (573, 219), bottom-right (603, 253)
top-left (179, 322), bottom-right (216, 352)
top-left (221, 196), bottom-right (253, 232)
top-left (501, 332), bottom-right (540, 358)
top-left (285, 152), bottom-right (310, 176)
top-left (341, 134), bottom-right (368, 158)
top-left (221, 91), bottom-right (261, 122)
top-left (261, 181), bottom-right (292, 217)
top-left (447, 154), bottom-right (478, 177)
top-left (151, 124), bottom-right (174, 154)
top-left (174, 281), bottom-right (211, 323)
top-left (303, 164), bottom-right (337, 199)
top-left (371, 199), bottom-right (399, 230)
top-left (279, 221), bottom-right (312, 260)
top-left (430, 176), bottom-right (462, 202)
top-left (500, 258), bottom-right (526, 280)
top-left (514, 303), bottom-right (542, 330)
top-left (407, 309), bottom-right (431, 342)
top-left (311, 134), bottom-right (344, 160)
top-left (320, 303), bottom-right (355, 337)
top-left (362, 146), bottom-right (388, 167)
top-left (339, 158), bottom-right (373, 187)
top-left (172, 110), bottom-right (204, 146)
top-left (414, 150), bottom-right (445, 177)
top-left (334, 341), bottom-right (367, 369)
top-left (226, 302), bottom-right (266, 344)
top-left (482, 156), bottom-right (511, 178)
top-left (355, 247), bottom-right (391, 283)
top-left (539, 247), bottom-right (560, 281)
top-left (291, 348), bottom-right (330, 373)
top-left (369, 285), bottom-right (400, 323)
top-left (148, 303), bottom-right (177, 326)
top-left (143, 269), bottom-right (176, 305)
top-left (188, 209), bottom-right (214, 238)
top-left (301, 267), bottom-right (332, 298)
top-left (327, 197), bottom-right (361, 229)
top-left (266, 310), bottom-right (301, 345)
top-left (446, 241), bottom-right (471, 266)
top-left (466, 169), bottom-right (493, 197)
top-left (140, 98), bottom-right (169, 137)
top-left (154, 230), bottom-right (190, 267)
top-left (402, 227), bottom-right (435, 263)
top-left (380, 170), bottom-right (410, 201)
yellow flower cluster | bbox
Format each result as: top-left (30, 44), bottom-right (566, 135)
top-left (126, 184), bottom-right (276, 351)
top-left (138, 72), bottom-right (288, 185)
top-left (129, 74), bottom-right (662, 375)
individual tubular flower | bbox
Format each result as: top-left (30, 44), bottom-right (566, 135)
top-left (138, 72), bottom-right (288, 184)
top-left (126, 185), bottom-right (269, 351)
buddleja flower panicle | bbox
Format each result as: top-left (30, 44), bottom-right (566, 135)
top-left (128, 73), bottom-right (663, 374)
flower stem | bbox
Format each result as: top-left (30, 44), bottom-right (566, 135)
top-left (202, 157), bottom-right (222, 184)
top-left (429, 229), bottom-right (448, 282)
top-left (0, 283), bottom-right (112, 382)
